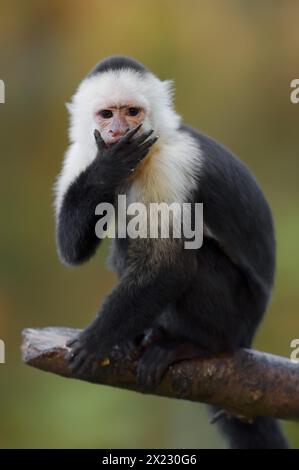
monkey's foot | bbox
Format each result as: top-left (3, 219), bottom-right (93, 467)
top-left (110, 339), bottom-right (142, 362)
top-left (137, 340), bottom-right (203, 390)
top-left (109, 327), bottom-right (168, 364)
top-left (65, 327), bottom-right (141, 375)
top-left (65, 328), bottom-right (100, 375)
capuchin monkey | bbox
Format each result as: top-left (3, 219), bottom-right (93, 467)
top-left (55, 56), bottom-right (288, 449)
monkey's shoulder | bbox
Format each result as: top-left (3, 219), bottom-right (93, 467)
top-left (180, 124), bottom-right (270, 204)
top-left (180, 124), bottom-right (255, 177)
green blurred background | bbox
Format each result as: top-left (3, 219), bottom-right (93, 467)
top-left (0, 0), bottom-right (298, 448)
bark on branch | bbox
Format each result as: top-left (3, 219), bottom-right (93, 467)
top-left (21, 327), bottom-right (299, 421)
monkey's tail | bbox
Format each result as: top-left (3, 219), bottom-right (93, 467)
top-left (209, 406), bottom-right (289, 449)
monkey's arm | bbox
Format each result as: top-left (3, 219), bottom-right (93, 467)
top-left (57, 127), bottom-right (156, 266)
top-left (56, 157), bottom-right (116, 265)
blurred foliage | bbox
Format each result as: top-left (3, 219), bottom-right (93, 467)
top-left (0, 0), bottom-right (298, 449)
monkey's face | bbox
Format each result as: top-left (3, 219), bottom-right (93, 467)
top-left (94, 104), bottom-right (146, 145)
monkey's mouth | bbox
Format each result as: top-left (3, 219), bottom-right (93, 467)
top-left (105, 133), bottom-right (140, 146)
top-left (105, 138), bottom-right (121, 146)
top-left (105, 135), bottom-right (127, 146)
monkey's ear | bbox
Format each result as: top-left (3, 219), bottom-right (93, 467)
top-left (65, 102), bottom-right (74, 113)
top-left (162, 79), bottom-right (176, 101)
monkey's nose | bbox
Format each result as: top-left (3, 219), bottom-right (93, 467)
top-left (109, 129), bottom-right (128, 138)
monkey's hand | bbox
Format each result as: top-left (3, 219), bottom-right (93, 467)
top-left (94, 124), bottom-right (158, 184)
top-left (65, 253), bottom-right (192, 375)
top-left (65, 317), bottom-right (141, 374)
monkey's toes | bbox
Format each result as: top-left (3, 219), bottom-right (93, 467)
top-left (66, 337), bottom-right (96, 375)
top-left (137, 343), bottom-right (174, 391)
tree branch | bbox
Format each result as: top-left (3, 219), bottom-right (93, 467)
top-left (21, 327), bottom-right (299, 421)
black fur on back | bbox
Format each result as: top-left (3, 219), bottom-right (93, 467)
top-left (88, 55), bottom-right (148, 77)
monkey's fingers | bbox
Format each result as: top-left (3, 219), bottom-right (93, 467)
top-left (128, 140), bottom-right (158, 168)
top-left (137, 137), bottom-right (158, 155)
top-left (124, 131), bottom-right (154, 159)
top-left (137, 344), bottom-right (169, 390)
top-left (68, 348), bottom-right (88, 370)
top-left (69, 349), bottom-right (96, 375)
top-left (115, 123), bottom-right (142, 149)
top-left (65, 341), bottom-right (83, 359)
top-left (66, 337), bottom-right (79, 348)
top-left (94, 129), bottom-right (107, 151)
top-left (133, 129), bottom-right (154, 146)
top-left (129, 137), bottom-right (158, 163)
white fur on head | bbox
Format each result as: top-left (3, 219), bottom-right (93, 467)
top-left (68, 69), bottom-right (181, 148)
top-left (54, 68), bottom-right (181, 215)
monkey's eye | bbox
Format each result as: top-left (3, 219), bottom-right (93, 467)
top-left (127, 107), bottom-right (140, 117)
top-left (98, 109), bottom-right (113, 119)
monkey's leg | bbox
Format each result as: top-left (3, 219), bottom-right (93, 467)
top-left (136, 246), bottom-right (257, 391)
top-left (66, 251), bottom-right (197, 374)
